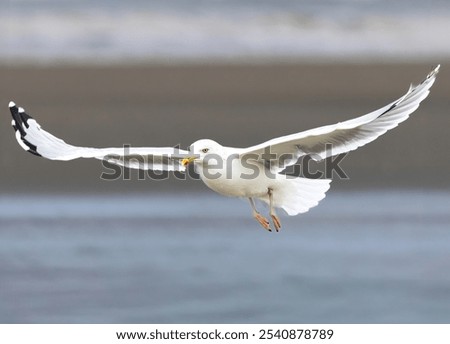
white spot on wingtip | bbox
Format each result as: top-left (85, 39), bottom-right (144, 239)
top-left (11, 119), bottom-right (16, 126)
top-left (18, 107), bottom-right (25, 113)
top-left (9, 101), bottom-right (16, 108)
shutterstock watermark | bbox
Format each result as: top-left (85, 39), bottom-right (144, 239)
top-left (100, 143), bottom-right (349, 181)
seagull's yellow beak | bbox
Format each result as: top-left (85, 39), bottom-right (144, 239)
top-left (181, 156), bottom-right (197, 167)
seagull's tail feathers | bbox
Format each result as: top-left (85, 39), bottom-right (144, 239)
top-left (261, 176), bottom-right (331, 216)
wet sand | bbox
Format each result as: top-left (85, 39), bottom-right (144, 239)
top-left (1, 63), bottom-right (448, 193)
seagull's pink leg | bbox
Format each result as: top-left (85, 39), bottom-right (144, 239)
top-left (248, 197), bottom-right (271, 232)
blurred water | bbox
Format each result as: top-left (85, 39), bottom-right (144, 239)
top-left (2, 0), bottom-right (450, 63)
top-left (0, 190), bottom-right (449, 323)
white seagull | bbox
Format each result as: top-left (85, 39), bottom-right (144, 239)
top-left (9, 65), bottom-right (439, 231)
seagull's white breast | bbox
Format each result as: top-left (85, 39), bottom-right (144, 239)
top-left (195, 155), bottom-right (274, 198)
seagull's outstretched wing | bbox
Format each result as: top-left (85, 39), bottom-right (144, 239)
top-left (9, 103), bottom-right (188, 171)
top-left (239, 65), bottom-right (440, 172)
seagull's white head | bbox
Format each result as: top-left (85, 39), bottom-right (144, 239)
top-left (182, 139), bottom-right (224, 167)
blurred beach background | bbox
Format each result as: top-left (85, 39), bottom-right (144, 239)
top-left (0, 0), bottom-right (449, 323)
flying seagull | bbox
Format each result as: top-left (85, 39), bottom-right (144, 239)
top-left (9, 65), bottom-right (439, 231)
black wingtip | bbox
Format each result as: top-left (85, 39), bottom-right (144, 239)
top-left (9, 102), bottom-right (42, 157)
top-left (9, 102), bottom-right (27, 135)
top-left (9, 103), bottom-right (33, 129)
top-left (9, 101), bottom-right (20, 119)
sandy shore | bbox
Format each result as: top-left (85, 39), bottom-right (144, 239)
top-left (1, 62), bottom-right (448, 193)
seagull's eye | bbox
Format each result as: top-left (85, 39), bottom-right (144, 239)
top-left (201, 148), bottom-right (209, 153)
